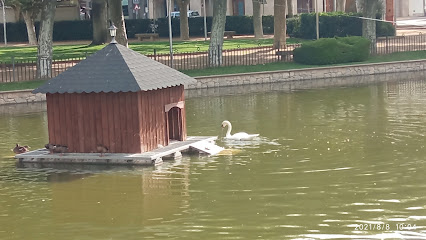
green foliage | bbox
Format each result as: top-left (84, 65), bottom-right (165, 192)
top-left (262, 15), bottom-right (274, 34)
top-left (225, 16), bottom-right (253, 34)
top-left (0, 79), bottom-right (46, 91)
top-left (0, 13), bottom-right (393, 43)
top-left (53, 20), bottom-right (93, 40)
top-left (298, 13), bottom-right (317, 39)
top-left (124, 19), bottom-right (152, 38)
top-left (293, 12), bottom-right (395, 39)
top-left (286, 17), bottom-right (300, 37)
top-left (377, 21), bottom-right (396, 37)
top-left (0, 15), bottom-right (277, 42)
top-left (293, 36), bottom-right (370, 65)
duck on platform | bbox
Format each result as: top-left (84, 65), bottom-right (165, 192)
top-left (53, 145), bottom-right (68, 155)
top-left (13, 144), bottom-right (30, 154)
top-left (45, 144), bottom-right (68, 155)
top-left (45, 143), bottom-right (56, 154)
top-left (96, 145), bottom-right (109, 157)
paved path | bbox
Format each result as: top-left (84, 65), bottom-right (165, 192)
top-left (396, 17), bottom-right (426, 36)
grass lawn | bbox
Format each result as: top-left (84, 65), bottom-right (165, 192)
top-left (182, 51), bottom-right (426, 76)
top-left (0, 80), bottom-right (46, 92)
top-left (0, 38), bottom-right (305, 63)
top-left (1, 51), bottom-right (425, 92)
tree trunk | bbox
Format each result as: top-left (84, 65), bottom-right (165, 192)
top-left (22, 10), bottom-right (37, 46)
top-left (361, 0), bottom-right (377, 52)
top-left (346, 0), bottom-right (357, 12)
top-left (253, 0), bottom-right (263, 39)
top-left (273, 0), bottom-right (286, 49)
top-left (91, 0), bottom-right (108, 45)
top-left (287, 0), bottom-right (293, 17)
top-left (11, 5), bottom-right (21, 22)
top-left (177, 0), bottom-right (190, 40)
top-left (108, 0), bottom-right (128, 47)
top-left (37, 0), bottom-right (56, 79)
top-left (208, 0), bottom-right (227, 67)
top-left (356, 0), bottom-right (362, 12)
top-left (336, 0), bottom-right (346, 11)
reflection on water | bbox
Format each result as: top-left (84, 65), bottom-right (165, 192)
top-left (1, 72), bottom-right (426, 239)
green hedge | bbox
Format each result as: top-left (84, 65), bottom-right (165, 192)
top-left (289, 12), bottom-right (395, 39)
top-left (293, 36), bottom-right (370, 65)
top-left (0, 13), bottom-right (394, 42)
top-left (0, 16), bottom-right (278, 42)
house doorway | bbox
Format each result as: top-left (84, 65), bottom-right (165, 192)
top-left (167, 107), bottom-right (183, 141)
top-left (165, 102), bottom-right (185, 142)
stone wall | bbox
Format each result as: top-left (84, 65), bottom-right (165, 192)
top-left (1, 59), bottom-right (426, 105)
top-left (0, 90), bottom-right (46, 105)
top-left (186, 60), bottom-right (426, 89)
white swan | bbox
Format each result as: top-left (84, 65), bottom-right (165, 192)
top-left (221, 120), bottom-right (259, 140)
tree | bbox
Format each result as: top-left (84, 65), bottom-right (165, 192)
top-left (9, 2), bottom-right (21, 22)
top-left (37, 0), bottom-right (55, 79)
top-left (287, 0), bottom-right (293, 17)
top-left (360, 0), bottom-right (379, 42)
top-left (108, 0), bottom-right (128, 47)
top-left (208, 0), bottom-right (226, 67)
top-left (5, 0), bottom-right (42, 45)
top-left (252, 0), bottom-right (263, 39)
top-left (358, 0), bottom-right (382, 54)
top-left (91, 0), bottom-right (108, 45)
top-left (273, 0), bottom-right (286, 49)
top-left (176, 0), bottom-right (190, 40)
top-left (336, 0), bottom-right (346, 11)
top-left (346, 0), bottom-right (357, 12)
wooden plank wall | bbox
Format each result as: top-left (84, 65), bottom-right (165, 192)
top-left (46, 92), bottom-right (142, 153)
top-left (137, 85), bottom-right (186, 152)
top-left (46, 85), bottom-right (187, 154)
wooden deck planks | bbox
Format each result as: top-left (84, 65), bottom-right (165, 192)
top-left (15, 136), bottom-right (218, 165)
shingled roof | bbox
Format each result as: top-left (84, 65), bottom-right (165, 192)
top-left (33, 43), bottom-right (196, 94)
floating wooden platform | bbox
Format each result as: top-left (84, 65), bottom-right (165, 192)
top-left (15, 136), bottom-right (221, 166)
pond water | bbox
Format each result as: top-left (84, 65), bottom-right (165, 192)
top-left (1, 72), bottom-right (426, 239)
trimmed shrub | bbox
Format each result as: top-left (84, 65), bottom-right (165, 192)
top-left (377, 21), bottom-right (396, 37)
top-left (53, 20), bottom-right (92, 40)
top-left (226, 16), bottom-right (253, 34)
top-left (293, 36), bottom-right (370, 65)
top-left (287, 17), bottom-right (300, 37)
top-left (125, 19), bottom-right (152, 38)
top-left (293, 12), bottom-right (394, 39)
top-left (0, 13), bottom-right (394, 43)
top-left (262, 15), bottom-right (274, 34)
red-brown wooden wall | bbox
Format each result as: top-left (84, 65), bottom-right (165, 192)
top-left (46, 85), bottom-right (186, 153)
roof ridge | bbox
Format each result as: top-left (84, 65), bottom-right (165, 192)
top-left (32, 44), bottom-right (196, 94)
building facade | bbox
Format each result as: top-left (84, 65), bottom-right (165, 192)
top-left (395, 0), bottom-right (425, 17)
top-left (142, 0), bottom-right (325, 19)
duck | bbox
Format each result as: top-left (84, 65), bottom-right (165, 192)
top-left (45, 143), bottom-right (55, 154)
top-left (53, 145), bottom-right (68, 155)
top-left (221, 120), bottom-right (259, 140)
top-left (13, 144), bottom-right (30, 154)
top-left (96, 145), bottom-right (109, 157)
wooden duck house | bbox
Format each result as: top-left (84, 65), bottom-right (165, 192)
top-left (33, 43), bottom-right (196, 154)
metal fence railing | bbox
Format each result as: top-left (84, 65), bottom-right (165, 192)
top-left (2, 34), bottom-right (426, 83)
top-left (0, 57), bottom-right (83, 83)
top-left (147, 44), bottom-right (300, 70)
top-left (372, 34), bottom-right (426, 55)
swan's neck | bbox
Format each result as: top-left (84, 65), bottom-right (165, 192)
top-left (225, 122), bottom-right (232, 137)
